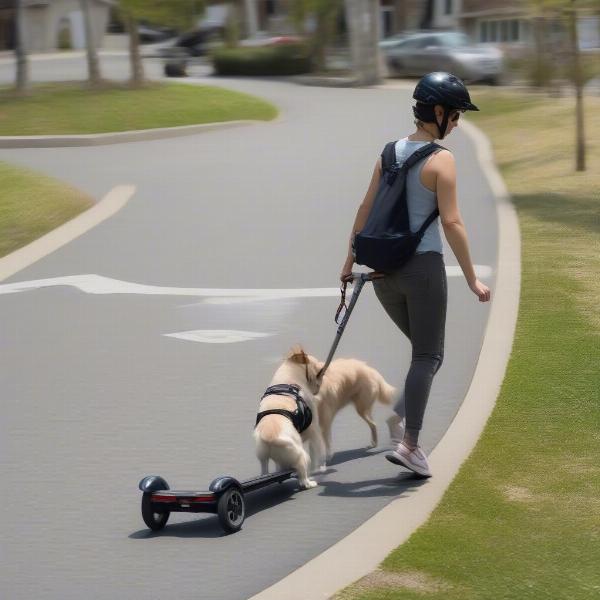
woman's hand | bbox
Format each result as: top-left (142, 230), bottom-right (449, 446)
top-left (468, 278), bottom-right (491, 302)
top-left (340, 257), bottom-right (354, 283)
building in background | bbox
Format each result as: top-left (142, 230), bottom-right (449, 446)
top-left (459, 0), bottom-right (599, 55)
top-left (1, 0), bottom-right (113, 53)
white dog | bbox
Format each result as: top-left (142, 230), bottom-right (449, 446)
top-left (254, 346), bottom-right (326, 489)
top-left (315, 358), bottom-right (396, 462)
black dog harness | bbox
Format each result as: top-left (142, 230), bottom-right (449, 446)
top-left (255, 384), bottom-right (313, 434)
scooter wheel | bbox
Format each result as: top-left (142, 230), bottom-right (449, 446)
top-left (217, 487), bottom-right (245, 533)
top-left (141, 492), bottom-right (170, 531)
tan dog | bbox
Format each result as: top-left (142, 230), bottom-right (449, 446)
top-left (315, 358), bottom-right (396, 462)
top-left (254, 346), bottom-right (326, 489)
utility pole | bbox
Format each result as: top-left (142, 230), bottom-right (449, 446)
top-left (80, 0), bottom-right (102, 85)
top-left (345, 0), bottom-right (383, 86)
top-left (244, 0), bottom-right (259, 38)
top-left (15, 0), bottom-right (29, 93)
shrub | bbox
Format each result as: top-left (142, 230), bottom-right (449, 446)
top-left (212, 43), bottom-right (311, 76)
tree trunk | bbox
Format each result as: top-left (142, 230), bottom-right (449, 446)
top-left (80, 0), bottom-right (102, 85)
top-left (345, 0), bottom-right (382, 86)
top-left (532, 15), bottom-right (546, 87)
top-left (567, 2), bottom-right (585, 171)
top-left (126, 12), bottom-right (144, 85)
top-left (15, 0), bottom-right (29, 93)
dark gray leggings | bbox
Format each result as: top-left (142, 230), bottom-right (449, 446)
top-left (372, 252), bottom-right (447, 438)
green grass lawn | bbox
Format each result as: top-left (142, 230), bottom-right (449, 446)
top-left (0, 82), bottom-right (278, 135)
top-left (335, 91), bottom-right (600, 599)
top-left (0, 162), bottom-right (93, 258)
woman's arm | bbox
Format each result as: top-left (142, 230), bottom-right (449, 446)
top-left (340, 158), bottom-right (382, 281)
top-left (435, 151), bottom-right (491, 302)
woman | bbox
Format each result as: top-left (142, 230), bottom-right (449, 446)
top-left (340, 72), bottom-right (491, 478)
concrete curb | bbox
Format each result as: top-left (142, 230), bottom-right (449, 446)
top-left (0, 50), bottom-right (128, 64)
top-left (0, 121), bottom-right (260, 148)
top-left (249, 120), bottom-right (521, 600)
top-left (0, 184), bottom-right (136, 282)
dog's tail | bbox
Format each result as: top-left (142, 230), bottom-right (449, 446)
top-left (374, 372), bottom-right (397, 406)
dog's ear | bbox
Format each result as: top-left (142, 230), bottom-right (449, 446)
top-left (287, 345), bottom-right (308, 364)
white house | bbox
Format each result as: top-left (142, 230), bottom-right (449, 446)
top-left (20, 0), bottom-right (113, 53)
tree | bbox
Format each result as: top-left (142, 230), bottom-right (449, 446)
top-left (118, 0), bottom-right (203, 86)
top-left (80, 0), bottom-right (102, 85)
top-left (290, 0), bottom-right (344, 72)
top-left (566, 0), bottom-right (585, 170)
top-left (15, 0), bottom-right (29, 93)
top-left (530, 0), bottom-right (595, 171)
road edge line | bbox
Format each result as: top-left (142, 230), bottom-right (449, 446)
top-left (0, 121), bottom-right (261, 148)
top-left (0, 184), bottom-right (136, 282)
top-left (248, 119), bottom-right (521, 600)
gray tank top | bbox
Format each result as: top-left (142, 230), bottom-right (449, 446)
top-left (394, 138), bottom-right (443, 255)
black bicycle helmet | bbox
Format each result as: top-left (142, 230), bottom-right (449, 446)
top-left (412, 72), bottom-right (479, 139)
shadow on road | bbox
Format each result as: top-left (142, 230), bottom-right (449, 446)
top-left (327, 446), bottom-right (388, 466)
top-left (316, 474), bottom-right (427, 499)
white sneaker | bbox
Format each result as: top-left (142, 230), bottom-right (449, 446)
top-left (386, 415), bottom-right (405, 445)
top-left (386, 442), bottom-right (431, 478)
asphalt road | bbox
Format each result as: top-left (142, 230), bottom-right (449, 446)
top-left (0, 55), bottom-right (497, 599)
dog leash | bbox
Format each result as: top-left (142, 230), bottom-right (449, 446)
top-left (317, 272), bottom-right (383, 381)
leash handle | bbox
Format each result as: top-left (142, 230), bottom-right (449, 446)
top-left (335, 271), bottom-right (385, 324)
top-left (334, 281), bottom-right (348, 325)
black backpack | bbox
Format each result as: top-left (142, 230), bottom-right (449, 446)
top-left (352, 141), bottom-right (443, 273)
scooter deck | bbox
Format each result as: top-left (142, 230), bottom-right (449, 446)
top-left (240, 469), bottom-right (295, 493)
top-left (148, 469), bottom-right (296, 511)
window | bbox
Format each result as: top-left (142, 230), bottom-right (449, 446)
top-left (417, 36), bottom-right (438, 49)
top-left (399, 38), bottom-right (423, 50)
top-left (479, 19), bottom-right (525, 43)
top-left (445, 0), bottom-right (453, 16)
top-left (510, 20), bottom-right (519, 41)
top-left (440, 32), bottom-right (470, 47)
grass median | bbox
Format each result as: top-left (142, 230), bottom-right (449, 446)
top-left (0, 162), bottom-right (94, 259)
top-left (0, 81), bottom-right (278, 259)
top-left (335, 91), bottom-right (600, 599)
top-left (0, 82), bottom-right (277, 135)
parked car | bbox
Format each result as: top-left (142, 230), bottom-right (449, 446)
top-left (380, 31), bottom-right (504, 84)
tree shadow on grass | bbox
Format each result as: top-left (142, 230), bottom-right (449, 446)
top-left (511, 191), bottom-right (599, 236)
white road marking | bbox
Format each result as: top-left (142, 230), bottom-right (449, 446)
top-left (0, 274), bottom-right (339, 300)
top-left (0, 265), bottom-right (493, 299)
top-left (164, 330), bottom-right (273, 344)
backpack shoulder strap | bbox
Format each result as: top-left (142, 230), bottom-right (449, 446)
top-left (380, 141), bottom-right (398, 171)
top-left (403, 142), bottom-right (445, 170)
top-left (417, 207), bottom-right (440, 236)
